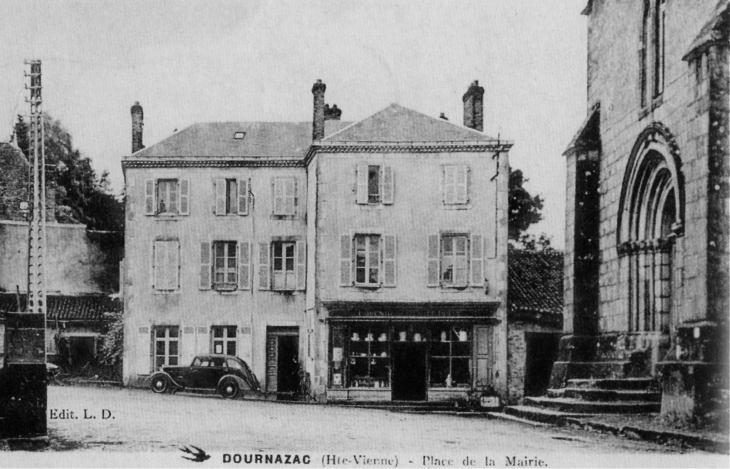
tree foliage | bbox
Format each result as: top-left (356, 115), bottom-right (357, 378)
top-left (508, 168), bottom-right (544, 241)
top-left (14, 115), bottom-right (124, 232)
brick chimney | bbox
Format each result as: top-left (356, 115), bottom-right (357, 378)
top-left (462, 80), bottom-right (484, 132)
top-left (312, 80), bottom-right (326, 141)
top-left (131, 101), bottom-right (144, 153)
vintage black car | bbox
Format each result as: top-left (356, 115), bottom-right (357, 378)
top-left (149, 354), bottom-right (260, 399)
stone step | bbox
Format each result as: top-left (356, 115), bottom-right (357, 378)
top-left (504, 405), bottom-right (591, 425)
top-left (566, 378), bottom-right (658, 391)
top-left (547, 388), bottom-right (661, 402)
top-left (523, 396), bottom-right (660, 414)
top-left (551, 361), bottom-right (634, 381)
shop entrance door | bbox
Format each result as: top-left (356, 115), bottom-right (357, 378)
top-left (265, 327), bottom-right (299, 400)
top-left (391, 343), bottom-right (427, 401)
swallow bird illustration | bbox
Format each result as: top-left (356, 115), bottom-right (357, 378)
top-left (179, 445), bottom-right (211, 462)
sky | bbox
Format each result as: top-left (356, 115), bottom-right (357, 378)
top-left (0, 0), bottom-right (587, 248)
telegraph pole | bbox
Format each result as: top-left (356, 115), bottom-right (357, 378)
top-left (0, 60), bottom-right (48, 443)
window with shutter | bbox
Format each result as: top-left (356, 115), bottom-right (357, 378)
top-left (157, 179), bottom-right (179, 214)
top-left (272, 241), bottom-right (296, 290)
top-left (153, 240), bottom-right (179, 291)
top-left (442, 235), bottom-right (469, 287)
top-left (213, 241), bottom-right (238, 290)
top-left (354, 234), bottom-right (380, 286)
top-left (443, 165), bottom-right (468, 205)
top-left (272, 177), bottom-right (297, 216)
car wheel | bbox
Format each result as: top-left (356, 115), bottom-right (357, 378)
top-left (151, 376), bottom-right (169, 394)
top-left (218, 379), bottom-right (239, 399)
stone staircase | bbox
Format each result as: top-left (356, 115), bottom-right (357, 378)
top-left (506, 377), bottom-right (661, 423)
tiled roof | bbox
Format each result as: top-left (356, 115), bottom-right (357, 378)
top-left (131, 121), bottom-right (350, 158)
top-left (0, 294), bottom-right (122, 321)
top-left (683, 0), bottom-right (729, 61)
top-left (508, 250), bottom-right (563, 318)
top-left (324, 104), bottom-right (498, 143)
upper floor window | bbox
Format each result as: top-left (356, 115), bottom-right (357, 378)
top-left (272, 241), bottom-right (296, 290)
top-left (272, 177), bottom-right (297, 216)
top-left (145, 178), bottom-right (190, 216)
top-left (258, 240), bottom-right (305, 291)
top-left (153, 239), bottom-right (180, 291)
top-left (640, 0), bottom-right (666, 107)
top-left (443, 165), bottom-right (469, 205)
top-left (215, 178), bottom-right (249, 216)
top-left (356, 165), bottom-right (394, 205)
top-left (427, 233), bottom-right (484, 288)
top-left (339, 234), bottom-right (396, 288)
top-left (199, 241), bottom-right (251, 291)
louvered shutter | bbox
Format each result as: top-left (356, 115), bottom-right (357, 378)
top-left (444, 166), bottom-right (456, 204)
top-left (456, 165), bottom-right (468, 203)
top-left (179, 179), bottom-right (190, 215)
top-left (296, 241), bottom-right (306, 291)
top-left (427, 234), bottom-right (440, 287)
top-left (215, 179), bottom-right (226, 215)
top-left (153, 241), bottom-right (165, 290)
top-left (471, 234), bottom-right (484, 286)
top-left (383, 235), bottom-right (396, 287)
top-left (476, 326), bottom-right (494, 386)
top-left (169, 241), bottom-right (180, 289)
top-left (239, 241), bottom-right (251, 290)
top-left (199, 242), bottom-right (211, 290)
top-left (238, 178), bottom-right (249, 215)
top-left (287, 178), bottom-right (297, 215)
top-left (382, 166), bottom-right (394, 204)
top-left (258, 242), bottom-right (270, 290)
top-left (340, 235), bottom-right (352, 286)
top-left (145, 179), bottom-right (155, 215)
top-left (356, 165), bottom-right (368, 204)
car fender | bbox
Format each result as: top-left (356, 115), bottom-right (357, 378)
top-left (150, 371), bottom-right (183, 390)
top-left (218, 374), bottom-right (249, 391)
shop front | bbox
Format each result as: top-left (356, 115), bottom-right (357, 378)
top-left (324, 302), bottom-right (501, 402)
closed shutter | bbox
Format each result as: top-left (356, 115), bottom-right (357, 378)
top-left (471, 234), bottom-right (484, 287)
top-left (215, 178), bottom-right (226, 215)
top-left (456, 165), bottom-right (468, 203)
top-left (340, 235), bottom-right (352, 286)
top-left (444, 166), bottom-right (456, 204)
top-left (239, 241), bottom-right (251, 290)
top-left (238, 178), bottom-right (249, 215)
top-left (427, 234), bottom-right (440, 287)
top-left (179, 179), bottom-right (190, 215)
top-left (258, 242), bottom-right (270, 290)
top-left (136, 327), bottom-right (151, 374)
top-left (144, 179), bottom-right (155, 215)
top-left (382, 166), bottom-right (394, 204)
top-left (199, 242), bottom-right (211, 290)
top-left (356, 165), bottom-right (368, 204)
top-left (476, 326), bottom-right (494, 386)
top-left (291, 178), bottom-right (298, 215)
top-left (296, 240), bottom-right (306, 291)
top-left (383, 235), bottom-right (396, 287)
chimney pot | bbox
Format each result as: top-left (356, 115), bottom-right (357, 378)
top-left (439, 112), bottom-right (448, 120)
top-left (131, 101), bottom-right (144, 153)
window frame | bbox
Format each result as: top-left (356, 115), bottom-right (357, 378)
top-left (272, 177), bottom-right (297, 216)
top-left (440, 234), bottom-right (469, 288)
top-left (271, 241), bottom-right (297, 291)
top-left (443, 165), bottom-right (469, 205)
top-left (156, 178), bottom-right (179, 215)
top-left (353, 234), bottom-right (381, 287)
top-left (429, 324), bottom-right (471, 388)
top-left (211, 326), bottom-right (237, 356)
top-left (154, 326), bottom-right (179, 370)
top-left (212, 241), bottom-right (238, 291)
top-left (153, 239), bottom-right (180, 292)
top-left (225, 178), bottom-right (237, 215)
top-left (367, 165), bottom-right (381, 204)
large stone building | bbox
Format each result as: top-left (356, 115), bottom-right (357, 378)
top-left (122, 80), bottom-right (515, 401)
top-left (557, 0), bottom-right (728, 421)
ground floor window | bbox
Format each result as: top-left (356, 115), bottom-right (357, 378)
top-left (154, 326), bottom-right (179, 369)
top-left (212, 326), bottom-right (237, 356)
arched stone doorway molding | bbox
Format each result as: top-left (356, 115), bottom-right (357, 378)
top-left (617, 123), bottom-right (684, 335)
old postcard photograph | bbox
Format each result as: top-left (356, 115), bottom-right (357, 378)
top-left (0, 0), bottom-right (728, 467)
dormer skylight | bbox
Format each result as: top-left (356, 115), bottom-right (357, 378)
top-left (234, 131), bottom-right (246, 140)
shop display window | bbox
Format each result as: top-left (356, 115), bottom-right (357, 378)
top-left (429, 324), bottom-right (471, 387)
top-left (348, 324), bottom-right (390, 388)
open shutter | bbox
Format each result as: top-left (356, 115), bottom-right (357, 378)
top-left (340, 235), bottom-right (352, 286)
top-left (383, 235), bottom-right (396, 287)
top-left (153, 241), bottom-right (165, 290)
top-left (476, 326), bottom-right (494, 386)
top-left (239, 241), bottom-right (251, 290)
top-left (382, 166), bottom-right (394, 204)
top-left (238, 178), bottom-right (249, 215)
top-left (471, 234), bottom-right (484, 286)
top-left (136, 327), bottom-right (151, 374)
top-left (144, 179), bottom-right (155, 215)
top-left (258, 242), bottom-right (270, 290)
top-left (286, 178), bottom-right (297, 215)
top-left (179, 179), bottom-right (190, 215)
top-left (169, 241), bottom-right (180, 290)
top-left (296, 240), bottom-right (306, 291)
top-left (356, 165), bottom-right (368, 204)
top-left (199, 242), bottom-right (211, 290)
top-left (444, 166), bottom-right (455, 204)
top-left (427, 234), bottom-right (440, 287)
top-left (215, 179), bottom-right (226, 215)
top-left (456, 165), bottom-right (468, 203)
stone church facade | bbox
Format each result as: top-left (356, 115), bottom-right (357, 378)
top-left (559, 0), bottom-right (728, 421)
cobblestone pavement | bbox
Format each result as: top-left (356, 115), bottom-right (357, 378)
top-left (39, 385), bottom-right (725, 466)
